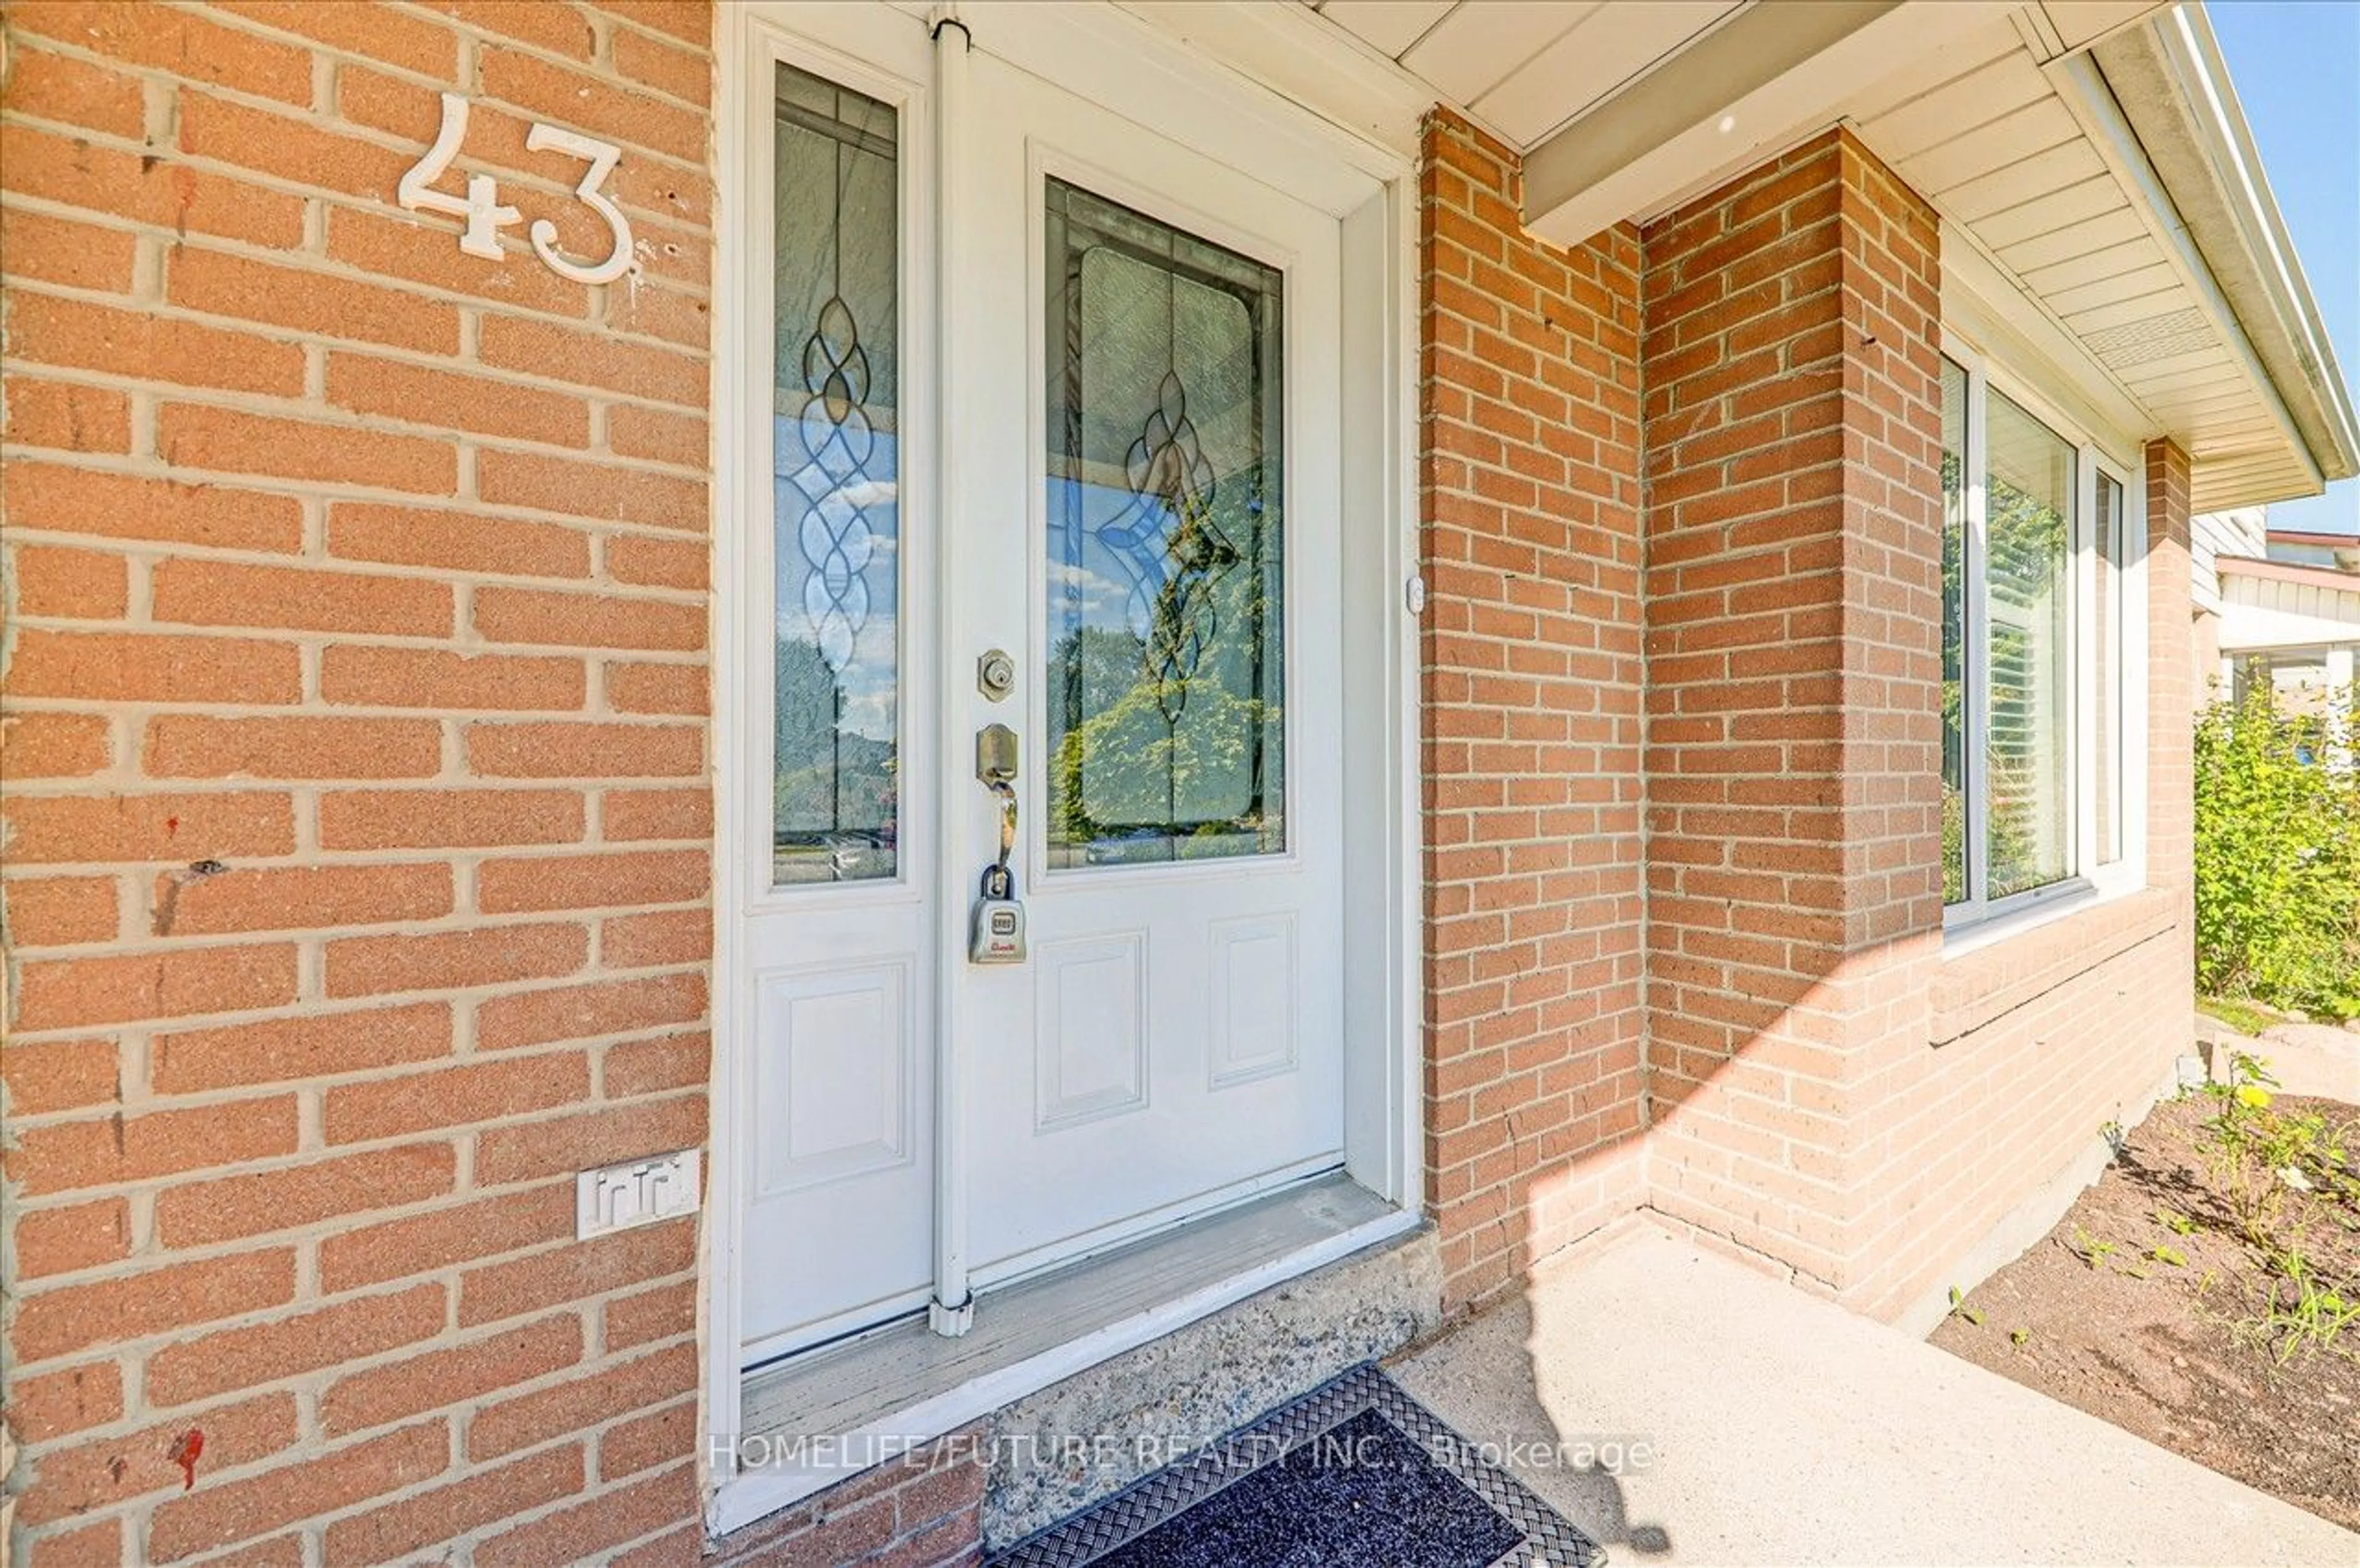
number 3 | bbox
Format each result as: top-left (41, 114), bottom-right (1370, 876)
top-left (526, 123), bottom-right (634, 286)
top-left (398, 93), bottom-right (635, 286)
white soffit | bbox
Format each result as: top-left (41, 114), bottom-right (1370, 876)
top-left (1839, 8), bottom-right (2323, 512)
top-left (1135, 0), bottom-right (2343, 512)
top-left (1314, 0), bottom-right (1748, 147)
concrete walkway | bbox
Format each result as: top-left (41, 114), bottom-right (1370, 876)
top-left (2197, 1012), bottom-right (2360, 1102)
top-left (1390, 1223), bottom-right (2359, 1567)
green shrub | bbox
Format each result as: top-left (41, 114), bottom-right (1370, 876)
top-left (2192, 681), bottom-right (2360, 1018)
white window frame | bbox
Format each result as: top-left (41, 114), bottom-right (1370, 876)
top-left (1941, 329), bottom-right (2148, 939)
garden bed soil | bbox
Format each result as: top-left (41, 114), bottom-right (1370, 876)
top-left (1930, 1090), bottom-right (2360, 1531)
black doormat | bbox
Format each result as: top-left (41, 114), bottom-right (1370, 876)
top-left (987, 1363), bottom-right (1603, 1568)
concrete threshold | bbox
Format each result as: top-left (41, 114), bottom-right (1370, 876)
top-left (1389, 1221), bottom-right (2358, 1567)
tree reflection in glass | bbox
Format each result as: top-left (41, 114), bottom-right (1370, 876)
top-left (1044, 180), bottom-right (1286, 868)
top-left (771, 63), bottom-right (900, 885)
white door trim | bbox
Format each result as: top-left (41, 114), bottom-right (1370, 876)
top-left (704, 0), bottom-right (1424, 1531)
top-left (927, 1), bottom-right (976, 1341)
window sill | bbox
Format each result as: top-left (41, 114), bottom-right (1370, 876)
top-left (1930, 883), bottom-right (2179, 1045)
top-left (1941, 877), bottom-right (2101, 956)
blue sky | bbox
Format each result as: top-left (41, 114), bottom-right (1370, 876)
top-left (2208, 0), bottom-right (2360, 536)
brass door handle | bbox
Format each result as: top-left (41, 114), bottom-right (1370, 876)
top-left (976, 723), bottom-right (1018, 882)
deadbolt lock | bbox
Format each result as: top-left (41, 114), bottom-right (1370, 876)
top-left (977, 648), bottom-right (1016, 702)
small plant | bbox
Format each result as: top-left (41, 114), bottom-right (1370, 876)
top-left (2185, 1051), bottom-right (2360, 1369)
top-left (2100, 1118), bottom-right (2128, 1162)
top-left (2149, 1244), bottom-right (2188, 1268)
top-left (1946, 1285), bottom-right (1983, 1327)
top-left (2193, 1053), bottom-right (2354, 1245)
top-left (2008, 1327), bottom-right (2030, 1347)
top-left (2248, 1244), bottom-right (2360, 1366)
top-left (2069, 1228), bottom-right (2118, 1271)
top-left (2154, 1206), bottom-right (2196, 1236)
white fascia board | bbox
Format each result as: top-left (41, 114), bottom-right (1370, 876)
top-left (2083, 6), bottom-right (2356, 495)
top-left (1520, 0), bottom-right (2018, 249)
top-left (2047, 48), bottom-right (2321, 498)
top-left (2157, 4), bottom-right (2360, 481)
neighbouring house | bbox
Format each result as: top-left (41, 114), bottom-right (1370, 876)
top-left (4, 2), bottom-right (2358, 1564)
top-left (2193, 514), bottom-right (2359, 711)
top-left (2262, 527), bottom-right (2360, 572)
top-left (2191, 502), bottom-right (2265, 689)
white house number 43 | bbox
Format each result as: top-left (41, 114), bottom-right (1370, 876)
top-left (397, 92), bottom-right (634, 286)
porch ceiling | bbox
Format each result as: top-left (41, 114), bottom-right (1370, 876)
top-left (1308, 0), bottom-right (1745, 149)
top-left (1283, 0), bottom-right (2358, 513)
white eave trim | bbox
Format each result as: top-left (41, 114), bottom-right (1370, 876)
top-left (2089, 3), bottom-right (2359, 492)
top-left (2165, 5), bottom-right (2360, 480)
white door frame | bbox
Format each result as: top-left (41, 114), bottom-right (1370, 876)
top-left (704, 0), bottom-right (1425, 1526)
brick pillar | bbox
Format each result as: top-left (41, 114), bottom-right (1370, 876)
top-left (2144, 439), bottom-right (2195, 895)
top-left (1637, 130), bottom-right (1946, 1292)
top-left (2143, 438), bottom-right (2198, 1018)
top-left (1418, 111), bottom-right (1648, 1311)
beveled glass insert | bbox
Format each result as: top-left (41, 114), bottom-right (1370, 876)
top-left (773, 62), bottom-right (900, 886)
top-left (1044, 179), bottom-right (1286, 869)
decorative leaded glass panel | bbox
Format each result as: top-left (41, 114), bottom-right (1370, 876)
top-left (772, 63), bottom-right (899, 886)
top-left (1044, 179), bottom-right (1286, 869)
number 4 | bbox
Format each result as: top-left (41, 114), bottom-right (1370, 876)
top-left (398, 92), bottom-right (635, 286)
top-left (396, 92), bottom-right (519, 259)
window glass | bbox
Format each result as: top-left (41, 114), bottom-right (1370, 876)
top-left (1043, 179), bottom-right (1286, 868)
top-left (1983, 391), bottom-right (2074, 899)
top-left (2094, 471), bottom-right (2124, 866)
top-left (1940, 357), bottom-right (1969, 904)
top-left (771, 63), bottom-right (900, 886)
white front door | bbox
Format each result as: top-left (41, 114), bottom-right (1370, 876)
top-left (950, 51), bottom-right (1347, 1282)
top-left (736, 6), bottom-right (1347, 1367)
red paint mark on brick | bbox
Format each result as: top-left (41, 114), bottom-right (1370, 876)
top-left (170, 1428), bottom-right (205, 1490)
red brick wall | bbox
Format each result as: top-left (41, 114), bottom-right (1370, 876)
top-left (1627, 128), bottom-right (2196, 1314)
top-left (701, 1434), bottom-right (985, 1568)
top-left (1417, 111), bottom-right (1648, 1311)
top-left (1835, 438), bottom-right (2195, 1320)
top-left (1636, 128), bottom-right (1948, 1290)
top-left (2142, 439), bottom-right (2196, 893)
top-left (2, 4), bottom-right (716, 1562)
top-left (1418, 118), bottom-right (2200, 1322)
